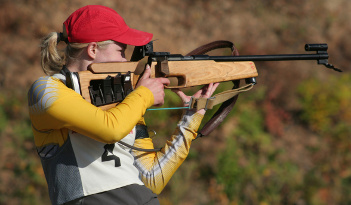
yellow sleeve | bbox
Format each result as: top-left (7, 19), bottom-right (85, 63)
top-left (131, 111), bottom-right (204, 194)
top-left (29, 76), bottom-right (154, 145)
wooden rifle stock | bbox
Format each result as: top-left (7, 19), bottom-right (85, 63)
top-left (78, 60), bottom-right (258, 110)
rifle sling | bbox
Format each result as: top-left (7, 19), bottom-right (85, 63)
top-left (189, 83), bottom-right (254, 111)
top-left (185, 40), bottom-right (243, 138)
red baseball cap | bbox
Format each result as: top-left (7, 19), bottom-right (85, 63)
top-left (63, 5), bottom-right (153, 46)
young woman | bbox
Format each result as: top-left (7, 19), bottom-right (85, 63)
top-left (28, 5), bottom-right (218, 205)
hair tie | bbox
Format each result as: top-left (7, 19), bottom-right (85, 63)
top-left (57, 32), bottom-right (68, 44)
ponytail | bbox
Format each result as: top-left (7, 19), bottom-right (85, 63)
top-left (40, 32), bottom-right (65, 75)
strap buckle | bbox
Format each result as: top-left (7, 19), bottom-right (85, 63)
top-left (187, 96), bottom-right (216, 111)
top-left (204, 97), bottom-right (215, 111)
top-left (185, 97), bottom-right (194, 109)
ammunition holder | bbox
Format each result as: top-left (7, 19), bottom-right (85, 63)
top-left (88, 72), bottom-right (133, 107)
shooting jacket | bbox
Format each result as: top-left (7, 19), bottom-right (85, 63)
top-left (28, 74), bottom-right (203, 205)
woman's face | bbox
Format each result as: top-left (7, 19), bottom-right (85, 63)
top-left (93, 42), bottom-right (127, 63)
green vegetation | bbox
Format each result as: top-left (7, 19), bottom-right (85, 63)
top-left (0, 91), bottom-right (49, 205)
top-left (298, 74), bottom-right (351, 136)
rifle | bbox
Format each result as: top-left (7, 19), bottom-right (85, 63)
top-left (77, 41), bottom-right (340, 111)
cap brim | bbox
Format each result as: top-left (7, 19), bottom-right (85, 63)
top-left (112, 28), bottom-right (153, 46)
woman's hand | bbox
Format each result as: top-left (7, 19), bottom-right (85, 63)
top-left (172, 83), bottom-right (220, 115)
top-left (136, 65), bottom-right (170, 106)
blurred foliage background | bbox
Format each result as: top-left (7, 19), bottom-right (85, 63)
top-left (0, 0), bottom-right (350, 204)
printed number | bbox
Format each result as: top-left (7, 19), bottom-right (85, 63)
top-left (102, 144), bottom-right (121, 167)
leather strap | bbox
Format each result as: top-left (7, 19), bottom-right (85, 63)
top-left (189, 83), bottom-right (254, 111)
top-left (186, 40), bottom-right (239, 56)
top-left (185, 40), bottom-right (242, 138)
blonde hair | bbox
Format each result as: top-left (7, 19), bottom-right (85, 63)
top-left (40, 32), bottom-right (114, 75)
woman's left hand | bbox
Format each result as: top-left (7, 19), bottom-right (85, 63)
top-left (172, 83), bottom-right (220, 115)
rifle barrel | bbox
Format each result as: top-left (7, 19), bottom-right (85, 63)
top-left (164, 53), bottom-right (329, 62)
top-left (209, 54), bottom-right (329, 62)
top-left (147, 43), bottom-right (341, 72)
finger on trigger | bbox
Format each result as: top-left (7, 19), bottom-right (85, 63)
top-left (141, 66), bottom-right (151, 79)
top-left (159, 77), bottom-right (170, 85)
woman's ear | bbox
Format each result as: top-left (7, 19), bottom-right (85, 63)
top-left (87, 42), bottom-right (98, 59)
